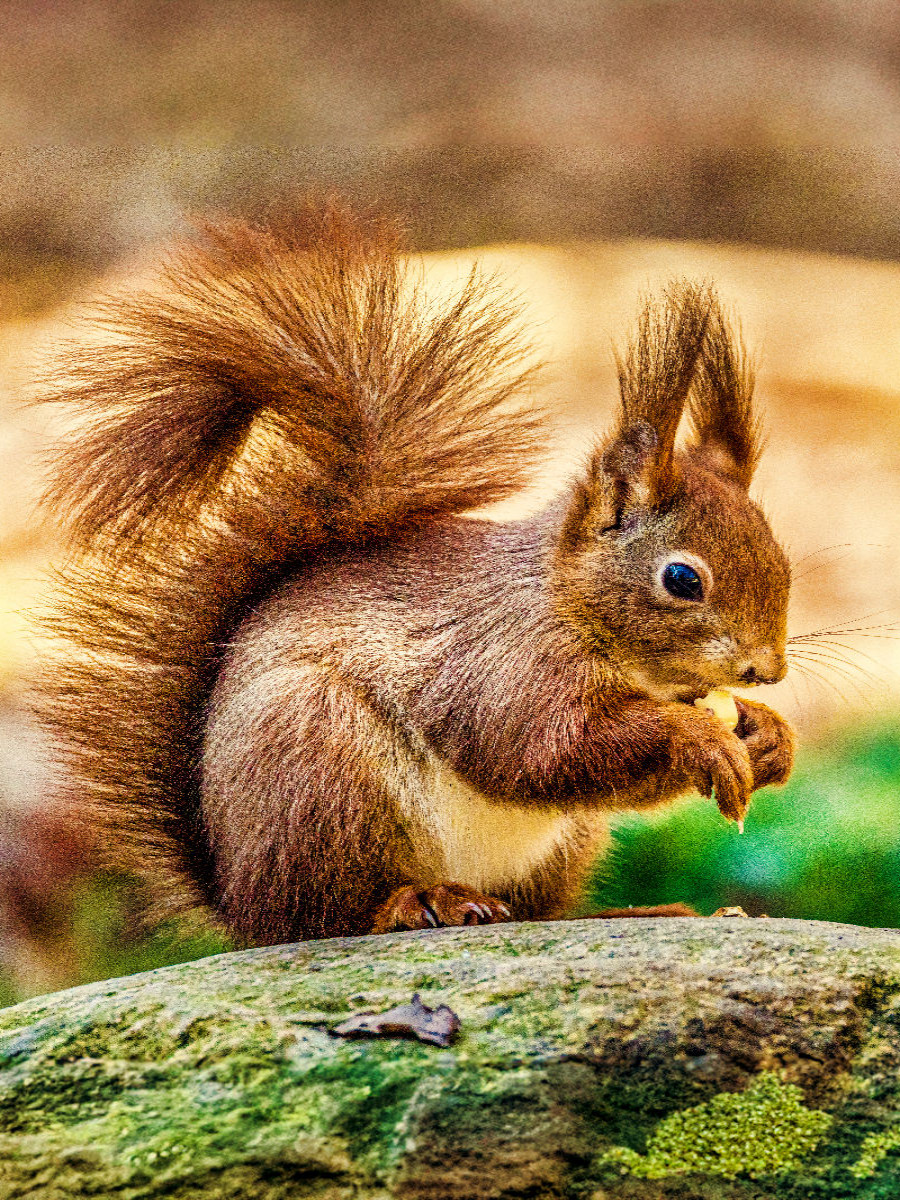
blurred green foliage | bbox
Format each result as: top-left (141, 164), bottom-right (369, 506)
top-left (66, 872), bottom-right (234, 988)
top-left (2, 720), bottom-right (899, 1010)
top-left (0, 875), bottom-right (233, 1011)
top-left (588, 720), bottom-right (900, 927)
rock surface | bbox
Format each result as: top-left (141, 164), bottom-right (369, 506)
top-left (2, 917), bottom-right (900, 1198)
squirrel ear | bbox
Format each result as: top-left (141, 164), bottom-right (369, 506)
top-left (613, 281), bottom-right (710, 502)
top-left (558, 423), bottom-right (659, 551)
top-left (599, 419), bottom-right (662, 513)
top-left (560, 283), bottom-right (710, 551)
top-left (687, 297), bottom-right (761, 489)
top-left (610, 280), bottom-right (711, 503)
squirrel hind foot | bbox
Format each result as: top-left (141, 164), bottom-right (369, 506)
top-left (370, 883), bottom-right (512, 934)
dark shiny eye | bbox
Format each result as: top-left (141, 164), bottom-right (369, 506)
top-left (662, 562), bottom-right (704, 601)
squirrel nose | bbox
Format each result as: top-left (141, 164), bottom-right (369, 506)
top-left (739, 650), bottom-right (787, 686)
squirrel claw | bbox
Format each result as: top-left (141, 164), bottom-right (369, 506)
top-left (371, 882), bottom-right (513, 934)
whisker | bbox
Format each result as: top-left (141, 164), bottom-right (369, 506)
top-left (792, 550), bottom-right (856, 584)
top-left (788, 654), bottom-right (870, 703)
top-left (790, 543), bottom-right (855, 569)
top-left (788, 662), bottom-right (833, 707)
top-left (791, 633), bottom-right (900, 646)
top-left (789, 640), bottom-right (886, 674)
top-left (790, 653), bottom-right (878, 703)
top-left (784, 673), bottom-right (806, 720)
top-left (790, 639), bottom-right (897, 681)
top-left (787, 658), bottom-right (855, 707)
top-left (788, 609), bottom-right (897, 641)
top-left (787, 661), bottom-right (875, 699)
top-left (790, 543), bottom-right (890, 589)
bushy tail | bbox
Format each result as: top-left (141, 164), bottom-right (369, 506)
top-left (33, 205), bottom-right (546, 923)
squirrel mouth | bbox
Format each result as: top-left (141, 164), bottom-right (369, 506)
top-left (624, 666), bottom-right (713, 705)
top-left (670, 678), bottom-right (721, 704)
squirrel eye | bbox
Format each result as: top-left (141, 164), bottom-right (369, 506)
top-left (662, 562), bottom-right (704, 601)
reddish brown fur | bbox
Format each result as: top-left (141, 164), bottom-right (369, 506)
top-left (34, 210), bottom-right (795, 944)
top-left (591, 904), bottom-right (700, 918)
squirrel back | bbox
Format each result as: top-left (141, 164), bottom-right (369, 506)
top-left (34, 206), bottom-right (546, 922)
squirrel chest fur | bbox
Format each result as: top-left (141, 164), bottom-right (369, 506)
top-left (36, 206), bottom-right (795, 944)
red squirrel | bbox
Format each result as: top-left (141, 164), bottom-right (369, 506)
top-left (34, 206), bottom-right (794, 944)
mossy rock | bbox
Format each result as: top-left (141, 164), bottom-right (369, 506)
top-left (2, 918), bottom-right (900, 1198)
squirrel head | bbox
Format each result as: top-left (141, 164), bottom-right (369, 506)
top-left (554, 282), bottom-right (790, 703)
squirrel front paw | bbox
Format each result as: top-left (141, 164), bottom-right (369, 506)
top-left (676, 711), bottom-right (754, 824)
top-left (735, 698), bottom-right (795, 789)
top-left (371, 883), bottom-right (512, 933)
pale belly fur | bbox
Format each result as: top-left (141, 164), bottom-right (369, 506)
top-left (399, 747), bottom-right (588, 893)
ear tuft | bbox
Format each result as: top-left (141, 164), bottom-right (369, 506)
top-left (608, 279), bottom-right (711, 505)
top-left (687, 296), bottom-right (762, 488)
top-left (615, 280), bottom-right (712, 438)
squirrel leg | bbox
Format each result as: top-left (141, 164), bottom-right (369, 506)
top-left (203, 659), bottom-right (440, 944)
top-left (373, 810), bottom-right (612, 931)
top-left (370, 883), bottom-right (511, 933)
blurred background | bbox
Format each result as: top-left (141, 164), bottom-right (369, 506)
top-left (2, 0), bottom-right (900, 1004)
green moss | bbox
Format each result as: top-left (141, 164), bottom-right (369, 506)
top-left (599, 1073), bottom-right (833, 1180)
top-left (2, 920), bottom-right (900, 1197)
top-left (852, 1127), bottom-right (900, 1179)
